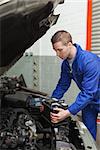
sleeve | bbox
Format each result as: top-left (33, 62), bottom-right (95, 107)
top-left (51, 61), bottom-right (71, 99)
top-left (68, 59), bottom-right (100, 115)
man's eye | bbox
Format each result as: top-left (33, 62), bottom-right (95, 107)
top-left (58, 49), bottom-right (63, 51)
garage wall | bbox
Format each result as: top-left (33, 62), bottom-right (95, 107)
top-left (91, 0), bottom-right (100, 56)
top-left (30, 0), bottom-right (87, 56)
top-left (7, 0), bottom-right (87, 104)
top-left (25, 0), bottom-right (87, 104)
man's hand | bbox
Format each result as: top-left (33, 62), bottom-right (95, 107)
top-left (50, 108), bottom-right (71, 123)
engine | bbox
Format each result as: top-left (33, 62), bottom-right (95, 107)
top-left (0, 76), bottom-right (87, 150)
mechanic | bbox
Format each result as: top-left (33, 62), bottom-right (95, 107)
top-left (50, 30), bottom-right (100, 140)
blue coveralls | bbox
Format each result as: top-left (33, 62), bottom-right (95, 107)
top-left (52, 44), bottom-right (100, 140)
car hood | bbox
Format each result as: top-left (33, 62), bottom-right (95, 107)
top-left (0, 0), bottom-right (64, 75)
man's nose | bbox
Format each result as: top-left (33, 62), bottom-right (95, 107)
top-left (56, 51), bottom-right (60, 57)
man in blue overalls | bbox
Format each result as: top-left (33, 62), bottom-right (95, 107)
top-left (50, 30), bottom-right (100, 140)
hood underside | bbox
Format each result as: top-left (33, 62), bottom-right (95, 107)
top-left (0, 0), bottom-right (64, 75)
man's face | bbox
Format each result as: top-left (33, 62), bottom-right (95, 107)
top-left (53, 41), bottom-right (70, 60)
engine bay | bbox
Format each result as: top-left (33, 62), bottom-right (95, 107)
top-left (0, 76), bottom-right (87, 150)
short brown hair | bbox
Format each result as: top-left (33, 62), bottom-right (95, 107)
top-left (51, 30), bottom-right (73, 45)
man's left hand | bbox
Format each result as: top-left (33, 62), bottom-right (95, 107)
top-left (50, 108), bottom-right (71, 123)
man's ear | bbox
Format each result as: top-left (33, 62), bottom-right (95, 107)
top-left (68, 42), bottom-right (73, 47)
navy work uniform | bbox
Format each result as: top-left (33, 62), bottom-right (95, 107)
top-left (52, 44), bottom-right (100, 140)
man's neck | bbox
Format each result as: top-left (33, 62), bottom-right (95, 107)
top-left (68, 46), bottom-right (77, 60)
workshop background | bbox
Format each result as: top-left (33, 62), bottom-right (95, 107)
top-left (6, 0), bottom-right (100, 103)
top-left (6, 0), bottom-right (100, 146)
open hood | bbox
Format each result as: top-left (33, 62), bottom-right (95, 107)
top-left (0, 0), bottom-right (64, 75)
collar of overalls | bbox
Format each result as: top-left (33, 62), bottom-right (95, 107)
top-left (73, 43), bottom-right (83, 63)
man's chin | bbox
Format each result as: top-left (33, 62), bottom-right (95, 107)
top-left (59, 56), bottom-right (67, 60)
